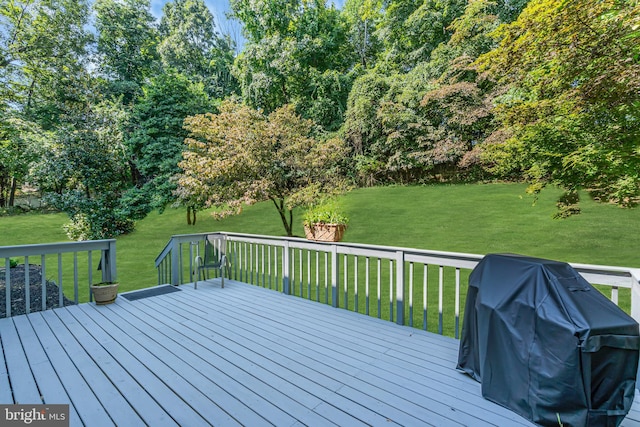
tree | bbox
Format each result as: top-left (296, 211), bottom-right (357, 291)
top-left (177, 100), bottom-right (348, 236)
top-left (125, 71), bottom-right (213, 214)
top-left (0, 116), bottom-right (46, 207)
top-left (40, 100), bottom-right (136, 239)
top-left (476, 0), bottom-right (640, 208)
top-left (1, 0), bottom-right (92, 120)
top-left (375, 0), bottom-right (466, 72)
top-left (341, 0), bottom-right (383, 69)
top-left (0, 0), bottom-right (92, 205)
top-left (158, 0), bottom-right (237, 98)
top-left (93, 0), bottom-right (159, 104)
top-left (230, 0), bottom-right (354, 130)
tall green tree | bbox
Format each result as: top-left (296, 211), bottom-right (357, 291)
top-left (0, 0), bottom-right (92, 206)
top-left (341, 0), bottom-right (382, 69)
top-left (477, 0), bottom-right (640, 207)
top-left (375, 0), bottom-right (466, 71)
top-left (158, 0), bottom-right (237, 98)
top-left (231, 0), bottom-right (354, 130)
top-left (93, 0), bottom-right (159, 104)
top-left (125, 71), bottom-right (213, 213)
top-left (1, 0), bottom-right (92, 119)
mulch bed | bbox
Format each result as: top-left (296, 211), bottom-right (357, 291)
top-left (0, 264), bottom-right (75, 318)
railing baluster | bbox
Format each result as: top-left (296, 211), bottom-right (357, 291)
top-left (58, 253), bottom-right (63, 308)
top-left (73, 252), bottom-right (79, 303)
top-left (89, 250), bottom-right (94, 302)
top-left (438, 265), bottom-right (444, 335)
top-left (268, 245), bottom-right (272, 289)
top-left (241, 242), bottom-right (245, 282)
top-left (5, 258), bottom-right (11, 317)
top-left (423, 264), bottom-right (428, 331)
top-left (455, 268), bottom-right (460, 339)
top-left (41, 254), bottom-right (46, 311)
top-left (307, 250), bottom-right (311, 300)
top-left (25, 256), bottom-right (30, 314)
top-left (354, 255), bottom-right (358, 313)
top-left (365, 257), bottom-right (370, 316)
top-left (275, 245), bottom-right (280, 292)
top-left (343, 254), bottom-right (348, 309)
top-left (261, 245), bottom-right (265, 288)
top-left (396, 251), bottom-right (405, 325)
top-left (377, 258), bottom-right (381, 319)
top-left (251, 243), bottom-right (255, 284)
top-left (315, 251), bottom-right (320, 302)
top-left (612, 286), bottom-right (619, 305)
top-left (389, 259), bottom-right (394, 322)
top-left (291, 249), bottom-right (296, 295)
top-left (324, 252), bottom-right (329, 305)
top-left (409, 262), bottom-right (414, 327)
top-left (252, 243), bottom-right (260, 286)
top-left (299, 248), bottom-right (303, 297)
top-left (331, 245), bottom-right (338, 308)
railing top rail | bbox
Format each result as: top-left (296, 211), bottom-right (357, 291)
top-left (0, 239), bottom-right (116, 258)
top-left (157, 231), bottom-right (640, 286)
top-left (154, 239), bottom-right (175, 267)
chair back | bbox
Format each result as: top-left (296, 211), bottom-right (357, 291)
top-left (204, 235), bottom-right (226, 266)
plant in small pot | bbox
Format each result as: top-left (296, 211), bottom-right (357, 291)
top-left (91, 281), bottom-right (119, 305)
top-left (303, 200), bottom-right (349, 242)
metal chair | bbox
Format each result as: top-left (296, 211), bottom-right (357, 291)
top-left (193, 235), bottom-right (229, 289)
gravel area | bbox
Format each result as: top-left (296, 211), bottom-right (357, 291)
top-left (0, 264), bottom-right (75, 318)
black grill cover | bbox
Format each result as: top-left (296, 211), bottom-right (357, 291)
top-left (457, 254), bottom-right (639, 427)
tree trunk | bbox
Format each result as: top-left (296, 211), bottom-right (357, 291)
top-left (271, 197), bottom-right (293, 236)
top-left (0, 176), bottom-right (6, 208)
top-left (9, 176), bottom-right (17, 207)
top-left (186, 206), bottom-right (197, 225)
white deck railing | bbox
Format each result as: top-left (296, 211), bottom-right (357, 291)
top-left (155, 232), bottom-right (640, 337)
top-left (0, 240), bottom-right (117, 318)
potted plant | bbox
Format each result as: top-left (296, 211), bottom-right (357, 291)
top-left (303, 200), bottom-right (349, 242)
top-left (91, 281), bottom-right (119, 305)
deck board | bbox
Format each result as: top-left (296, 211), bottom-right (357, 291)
top-left (10, 315), bottom-right (82, 425)
top-left (0, 316), bottom-right (42, 404)
top-left (1, 280), bottom-right (639, 426)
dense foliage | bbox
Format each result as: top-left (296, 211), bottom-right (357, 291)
top-left (478, 0), bottom-right (640, 207)
top-left (1, 0), bottom-right (638, 237)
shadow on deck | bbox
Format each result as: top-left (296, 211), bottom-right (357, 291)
top-left (1, 279), bottom-right (639, 426)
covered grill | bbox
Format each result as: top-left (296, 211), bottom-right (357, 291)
top-left (457, 254), bottom-right (639, 426)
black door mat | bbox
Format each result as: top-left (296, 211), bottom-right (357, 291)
top-left (122, 286), bottom-right (182, 301)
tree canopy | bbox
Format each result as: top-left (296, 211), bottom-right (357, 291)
top-left (477, 0), bottom-right (640, 206)
top-left (177, 100), bottom-right (348, 236)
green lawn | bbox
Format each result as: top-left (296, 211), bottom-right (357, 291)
top-left (2, 183), bottom-right (639, 316)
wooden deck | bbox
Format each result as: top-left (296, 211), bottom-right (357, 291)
top-left (1, 280), bottom-right (640, 427)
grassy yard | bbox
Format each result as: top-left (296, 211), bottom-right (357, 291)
top-left (1, 182), bottom-right (639, 330)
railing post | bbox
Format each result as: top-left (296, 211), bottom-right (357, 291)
top-left (631, 274), bottom-right (640, 325)
top-left (395, 250), bottom-right (405, 325)
top-left (282, 240), bottom-right (290, 294)
top-left (331, 245), bottom-right (339, 308)
top-left (171, 238), bottom-right (180, 286)
top-left (630, 273), bottom-right (640, 392)
top-left (101, 240), bottom-right (117, 283)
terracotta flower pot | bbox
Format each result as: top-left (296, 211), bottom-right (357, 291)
top-left (304, 223), bottom-right (347, 242)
